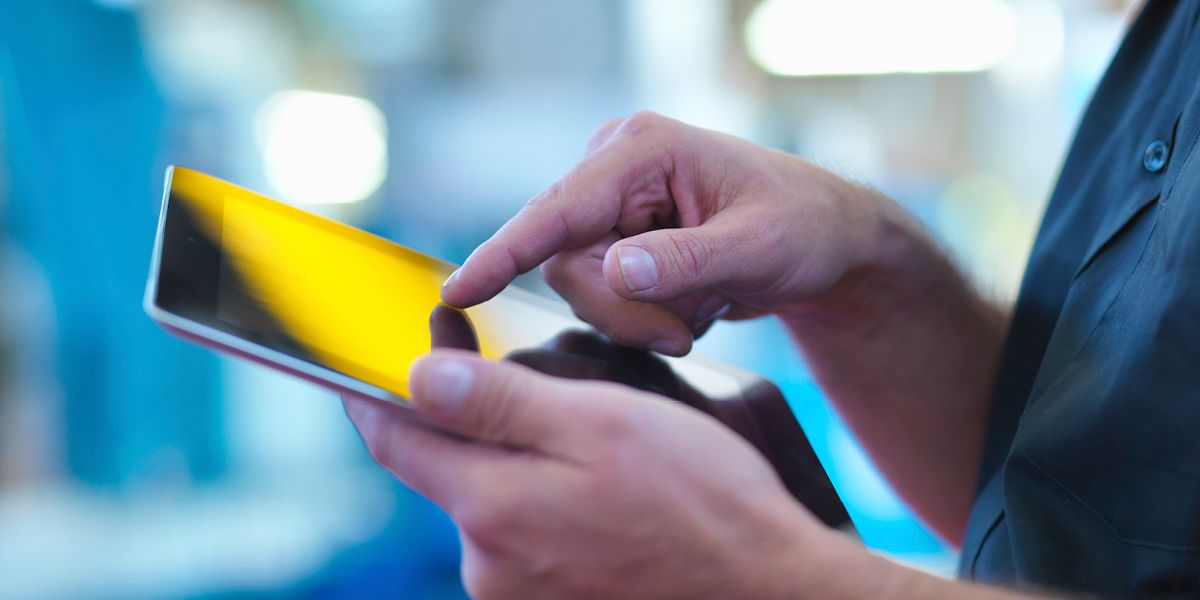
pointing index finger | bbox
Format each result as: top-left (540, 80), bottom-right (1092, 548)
top-left (441, 148), bottom-right (640, 308)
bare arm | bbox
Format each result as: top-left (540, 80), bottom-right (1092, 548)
top-left (781, 186), bottom-right (1009, 543)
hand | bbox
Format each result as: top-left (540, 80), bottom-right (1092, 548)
top-left (342, 351), bottom-right (839, 599)
top-left (429, 304), bottom-right (850, 528)
top-left (441, 111), bottom-right (896, 355)
top-left (347, 309), bottom-right (1032, 599)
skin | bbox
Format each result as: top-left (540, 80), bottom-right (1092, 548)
top-left (345, 112), bottom-right (1032, 598)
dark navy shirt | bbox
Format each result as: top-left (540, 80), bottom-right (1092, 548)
top-left (959, 1), bottom-right (1200, 596)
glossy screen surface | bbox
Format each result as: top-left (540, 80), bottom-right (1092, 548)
top-left (153, 168), bottom-right (493, 397)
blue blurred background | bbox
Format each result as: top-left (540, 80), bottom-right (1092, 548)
top-left (0, 0), bottom-right (1138, 597)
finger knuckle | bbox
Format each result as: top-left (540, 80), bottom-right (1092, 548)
top-left (529, 179), bottom-right (563, 208)
top-left (619, 110), bottom-right (665, 137)
top-left (458, 504), bottom-right (507, 549)
top-left (462, 561), bottom-right (508, 600)
top-left (528, 179), bottom-right (577, 246)
top-left (539, 255), bottom-right (568, 289)
top-left (461, 563), bottom-right (488, 600)
top-left (592, 398), bottom-right (641, 443)
top-left (475, 377), bottom-right (529, 442)
top-left (600, 318), bottom-right (636, 347)
top-left (665, 231), bottom-right (711, 280)
top-left (363, 431), bottom-right (394, 468)
top-left (585, 405), bottom-right (645, 487)
top-left (587, 117), bottom-right (624, 148)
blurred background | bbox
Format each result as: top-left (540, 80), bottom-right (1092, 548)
top-left (0, 0), bottom-right (1141, 598)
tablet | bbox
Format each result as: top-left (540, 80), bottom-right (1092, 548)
top-left (144, 166), bottom-right (851, 527)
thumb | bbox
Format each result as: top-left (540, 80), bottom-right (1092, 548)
top-left (603, 215), bottom-right (753, 301)
top-left (408, 349), bottom-right (594, 453)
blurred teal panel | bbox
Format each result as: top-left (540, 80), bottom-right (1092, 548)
top-left (0, 0), bottom-right (224, 486)
top-left (696, 317), bottom-right (955, 564)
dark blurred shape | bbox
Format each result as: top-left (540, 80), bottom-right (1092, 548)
top-left (506, 330), bottom-right (684, 399)
top-left (428, 304), bottom-right (481, 352)
top-left (429, 304), bottom-right (850, 528)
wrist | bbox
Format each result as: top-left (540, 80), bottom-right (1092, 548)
top-left (754, 524), bottom-right (1030, 600)
top-left (750, 507), bottom-right (894, 600)
top-left (779, 184), bottom-right (937, 330)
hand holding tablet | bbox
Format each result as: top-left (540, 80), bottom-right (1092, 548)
top-left (144, 166), bottom-right (848, 527)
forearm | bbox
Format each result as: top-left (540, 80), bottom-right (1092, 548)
top-left (841, 549), bottom-right (1050, 600)
top-left (763, 510), bottom-right (1049, 600)
top-left (781, 184), bottom-right (1009, 544)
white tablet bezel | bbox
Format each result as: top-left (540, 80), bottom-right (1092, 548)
top-left (143, 166), bottom-right (408, 405)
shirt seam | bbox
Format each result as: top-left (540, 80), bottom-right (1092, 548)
top-left (968, 508), bottom-right (1007, 576)
top-left (1018, 446), bottom-right (1200, 553)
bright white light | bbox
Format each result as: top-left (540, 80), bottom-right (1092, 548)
top-left (255, 90), bottom-right (388, 204)
top-left (993, 0), bottom-right (1065, 92)
top-left (744, 0), bottom-right (1016, 77)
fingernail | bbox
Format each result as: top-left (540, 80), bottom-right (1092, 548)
top-left (694, 297), bottom-right (732, 327)
top-left (617, 246), bottom-right (658, 291)
top-left (421, 358), bottom-right (475, 415)
top-left (442, 269), bottom-right (460, 289)
top-left (648, 339), bottom-right (684, 356)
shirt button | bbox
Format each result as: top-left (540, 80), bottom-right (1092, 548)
top-left (1143, 139), bottom-right (1169, 173)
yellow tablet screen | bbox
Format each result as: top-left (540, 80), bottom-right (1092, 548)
top-left (155, 167), bottom-right (497, 398)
